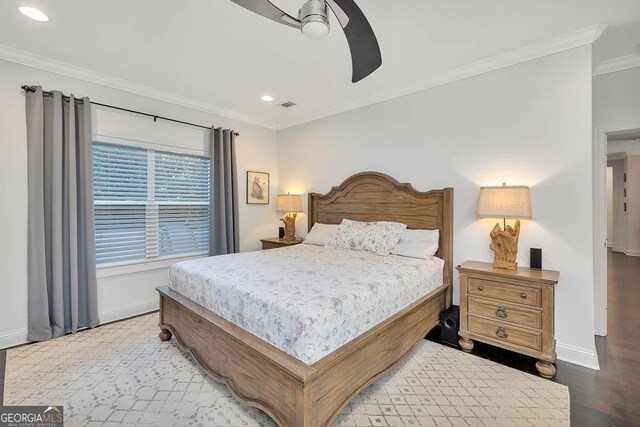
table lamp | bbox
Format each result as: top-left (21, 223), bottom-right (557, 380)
top-left (477, 183), bottom-right (531, 269)
top-left (276, 194), bottom-right (303, 241)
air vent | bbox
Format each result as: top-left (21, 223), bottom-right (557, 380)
top-left (280, 101), bottom-right (297, 108)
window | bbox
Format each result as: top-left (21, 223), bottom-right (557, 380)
top-left (93, 142), bottom-right (210, 267)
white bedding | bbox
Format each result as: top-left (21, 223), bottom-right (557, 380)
top-left (168, 244), bottom-right (444, 365)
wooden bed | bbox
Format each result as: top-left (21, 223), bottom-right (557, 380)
top-left (157, 171), bottom-right (453, 427)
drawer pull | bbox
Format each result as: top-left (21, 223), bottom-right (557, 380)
top-left (520, 293), bottom-right (527, 299)
top-left (496, 306), bottom-right (508, 318)
top-left (496, 327), bottom-right (508, 339)
top-left (478, 286), bottom-right (484, 291)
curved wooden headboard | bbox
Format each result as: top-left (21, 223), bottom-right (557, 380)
top-left (308, 171), bottom-right (453, 303)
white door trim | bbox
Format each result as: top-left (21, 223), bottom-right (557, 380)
top-left (593, 121), bottom-right (640, 337)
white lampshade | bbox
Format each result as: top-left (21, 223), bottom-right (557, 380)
top-left (477, 184), bottom-right (531, 219)
top-left (276, 194), bottom-right (303, 213)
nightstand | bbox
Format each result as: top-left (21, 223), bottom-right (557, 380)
top-left (457, 261), bottom-right (559, 378)
top-left (260, 237), bottom-right (303, 250)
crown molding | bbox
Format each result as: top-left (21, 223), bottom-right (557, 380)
top-left (0, 24), bottom-right (608, 132)
top-left (0, 44), bottom-right (278, 130)
top-left (593, 53), bottom-right (640, 77)
top-left (276, 24), bottom-right (608, 130)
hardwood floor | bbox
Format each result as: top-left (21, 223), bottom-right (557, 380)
top-left (557, 249), bottom-right (640, 426)
top-left (1, 250), bottom-right (638, 425)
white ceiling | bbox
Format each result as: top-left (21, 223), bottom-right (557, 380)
top-left (1, 0), bottom-right (639, 129)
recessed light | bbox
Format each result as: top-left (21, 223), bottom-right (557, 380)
top-left (19, 6), bottom-right (49, 22)
top-left (261, 95), bottom-right (274, 102)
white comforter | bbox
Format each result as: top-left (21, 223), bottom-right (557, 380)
top-left (168, 244), bottom-right (444, 365)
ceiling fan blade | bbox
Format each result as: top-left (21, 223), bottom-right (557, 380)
top-left (328, 0), bottom-right (382, 83)
top-left (229, 0), bottom-right (300, 28)
top-left (325, 0), bottom-right (349, 27)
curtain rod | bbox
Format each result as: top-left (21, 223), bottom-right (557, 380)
top-left (20, 85), bottom-right (239, 137)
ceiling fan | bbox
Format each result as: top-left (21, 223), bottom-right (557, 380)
top-left (229, 0), bottom-right (382, 83)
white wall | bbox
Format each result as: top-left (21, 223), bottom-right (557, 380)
top-left (0, 59), bottom-right (280, 348)
top-left (594, 68), bottom-right (640, 128)
top-left (278, 46), bottom-right (598, 368)
top-left (607, 166), bottom-right (613, 246)
top-left (608, 139), bottom-right (640, 157)
top-left (627, 156), bottom-right (640, 256)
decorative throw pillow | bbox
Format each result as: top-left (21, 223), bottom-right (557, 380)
top-left (303, 223), bottom-right (339, 246)
top-left (325, 219), bottom-right (407, 255)
top-left (391, 229), bottom-right (440, 259)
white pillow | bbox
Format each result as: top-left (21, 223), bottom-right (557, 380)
top-left (391, 229), bottom-right (440, 259)
top-left (325, 219), bottom-right (407, 256)
top-left (303, 223), bottom-right (339, 246)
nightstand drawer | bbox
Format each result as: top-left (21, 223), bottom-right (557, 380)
top-left (261, 238), bottom-right (303, 250)
top-left (262, 242), bottom-right (282, 250)
top-left (468, 278), bottom-right (541, 307)
top-left (468, 296), bottom-right (541, 329)
top-left (468, 315), bottom-right (542, 352)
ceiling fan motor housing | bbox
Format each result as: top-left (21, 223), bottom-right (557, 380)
top-left (298, 0), bottom-right (330, 39)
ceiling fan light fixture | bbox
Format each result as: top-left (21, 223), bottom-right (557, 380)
top-left (301, 19), bottom-right (329, 39)
top-left (299, 0), bottom-right (330, 40)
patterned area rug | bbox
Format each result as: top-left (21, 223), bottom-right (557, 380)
top-left (4, 313), bottom-right (569, 426)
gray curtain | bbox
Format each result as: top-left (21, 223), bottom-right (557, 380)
top-left (25, 87), bottom-right (99, 341)
top-left (209, 128), bottom-right (239, 255)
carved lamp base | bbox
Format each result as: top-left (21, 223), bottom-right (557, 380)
top-left (489, 219), bottom-right (521, 270)
top-left (493, 260), bottom-right (518, 270)
top-left (281, 213), bottom-right (298, 241)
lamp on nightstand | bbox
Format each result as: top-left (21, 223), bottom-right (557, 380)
top-left (276, 193), bottom-right (303, 241)
top-left (478, 183), bottom-right (531, 270)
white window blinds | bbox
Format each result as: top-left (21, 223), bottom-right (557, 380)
top-left (93, 142), bottom-right (210, 266)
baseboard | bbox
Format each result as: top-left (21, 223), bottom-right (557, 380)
top-left (98, 299), bottom-right (159, 324)
top-left (607, 243), bottom-right (613, 248)
top-left (0, 328), bottom-right (29, 350)
top-left (556, 342), bottom-right (600, 370)
top-left (0, 299), bottom-right (159, 350)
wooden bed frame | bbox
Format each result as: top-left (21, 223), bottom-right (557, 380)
top-left (157, 171), bottom-right (453, 427)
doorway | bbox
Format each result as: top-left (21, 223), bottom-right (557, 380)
top-left (595, 126), bottom-right (640, 337)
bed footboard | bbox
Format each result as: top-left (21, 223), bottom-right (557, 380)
top-left (157, 283), bottom-right (448, 427)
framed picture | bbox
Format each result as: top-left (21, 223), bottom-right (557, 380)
top-left (246, 171), bottom-right (270, 204)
